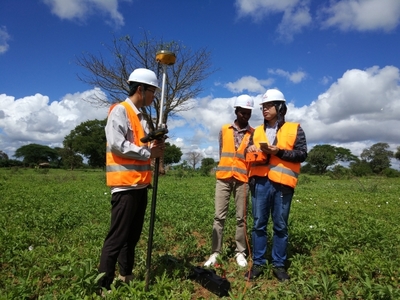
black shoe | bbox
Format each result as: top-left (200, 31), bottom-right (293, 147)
top-left (273, 267), bottom-right (290, 282)
top-left (244, 265), bottom-right (263, 280)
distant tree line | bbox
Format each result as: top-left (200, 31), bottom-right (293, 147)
top-left (174, 142), bottom-right (400, 178)
top-left (2, 118), bottom-right (400, 178)
top-left (0, 119), bottom-right (183, 170)
top-left (302, 143), bottom-right (400, 178)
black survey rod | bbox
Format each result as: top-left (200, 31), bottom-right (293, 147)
top-left (145, 156), bottom-right (160, 291)
top-left (144, 49), bottom-right (175, 292)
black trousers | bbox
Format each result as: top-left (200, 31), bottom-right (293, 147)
top-left (99, 188), bottom-right (148, 289)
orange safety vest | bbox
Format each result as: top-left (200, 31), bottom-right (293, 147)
top-left (215, 124), bottom-right (254, 183)
top-left (248, 122), bottom-right (300, 188)
top-left (106, 101), bottom-right (152, 187)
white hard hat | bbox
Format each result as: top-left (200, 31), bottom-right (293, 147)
top-left (127, 68), bottom-right (160, 89)
top-left (234, 94), bottom-right (254, 109)
top-left (261, 89), bottom-right (285, 104)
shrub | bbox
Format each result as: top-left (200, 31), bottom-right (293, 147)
top-left (381, 167), bottom-right (400, 178)
top-left (297, 174), bottom-right (313, 184)
top-left (350, 160), bottom-right (373, 177)
top-left (327, 165), bottom-right (351, 180)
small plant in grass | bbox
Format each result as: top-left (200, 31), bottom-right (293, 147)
top-left (34, 167), bottom-right (50, 174)
top-left (52, 259), bottom-right (102, 297)
top-left (316, 272), bottom-right (340, 298)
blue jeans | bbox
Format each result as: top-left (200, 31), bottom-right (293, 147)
top-left (251, 176), bottom-right (293, 267)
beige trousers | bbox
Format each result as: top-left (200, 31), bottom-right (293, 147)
top-left (211, 178), bottom-right (249, 254)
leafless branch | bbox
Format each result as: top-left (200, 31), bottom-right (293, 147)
top-left (75, 30), bottom-right (217, 131)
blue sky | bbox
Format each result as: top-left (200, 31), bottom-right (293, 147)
top-left (1, 0), bottom-right (400, 167)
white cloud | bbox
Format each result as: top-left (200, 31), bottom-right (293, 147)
top-left (289, 66), bottom-right (400, 148)
top-left (0, 89), bottom-right (108, 157)
top-left (277, 4), bottom-right (312, 41)
top-left (268, 68), bottom-right (307, 83)
top-left (235, 0), bottom-right (312, 40)
top-left (312, 66), bottom-right (399, 124)
top-left (235, 0), bottom-right (400, 42)
top-left (169, 65), bottom-right (400, 162)
top-left (320, 76), bottom-right (332, 85)
top-left (235, 0), bottom-right (302, 19)
top-left (321, 0), bottom-right (400, 32)
top-left (224, 76), bottom-right (274, 93)
top-left (0, 26), bottom-right (10, 54)
top-left (170, 137), bottom-right (184, 149)
top-left (42, 0), bottom-right (127, 27)
top-left (172, 96), bottom-right (239, 159)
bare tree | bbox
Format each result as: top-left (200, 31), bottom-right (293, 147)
top-left (187, 151), bottom-right (203, 169)
top-left (75, 32), bottom-right (215, 175)
top-left (75, 31), bottom-right (216, 132)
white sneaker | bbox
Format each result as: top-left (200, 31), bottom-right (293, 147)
top-left (235, 253), bottom-right (247, 267)
top-left (204, 252), bottom-right (219, 267)
top-left (100, 289), bottom-right (111, 298)
top-left (118, 274), bottom-right (134, 283)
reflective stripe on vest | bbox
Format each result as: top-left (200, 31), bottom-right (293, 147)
top-left (216, 166), bottom-right (248, 175)
top-left (106, 146), bottom-right (152, 173)
top-left (220, 152), bottom-right (246, 159)
top-left (215, 124), bottom-right (253, 182)
top-left (106, 101), bottom-right (152, 186)
top-left (106, 164), bottom-right (152, 172)
top-left (267, 123), bottom-right (300, 188)
top-left (269, 164), bottom-right (299, 178)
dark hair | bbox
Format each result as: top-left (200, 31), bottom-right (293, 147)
top-left (274, 101), bottom-right (287, 116)
top-left (274, 101), bottom-right (287, 129)
top-left (128, 82), bottom-right (152, 96)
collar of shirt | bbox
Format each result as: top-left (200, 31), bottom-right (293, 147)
top-left (125, 98), bottom-right (141, 117)
top-left (229, 120), bottom-right (252, 133)
top-left (264, 120), bottom-right (278, 130)
top-left (264, 121), bottom-right (278, 145)
top-left (124, 98), bottom-right (149, 134)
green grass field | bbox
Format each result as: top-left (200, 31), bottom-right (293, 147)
top-left (0, 168), bottom-right (399, 299)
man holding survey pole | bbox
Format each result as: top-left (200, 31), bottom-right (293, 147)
top-left (98, 68), bottom-right (165, 292)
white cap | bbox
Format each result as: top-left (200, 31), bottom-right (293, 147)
top-left (127, 68), bottom-right (160, 89)
top-left (260, 89), bottom-right (285, 104)
top-left (234, 94), bottom-right (254, 109)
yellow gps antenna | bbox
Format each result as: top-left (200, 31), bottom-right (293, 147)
top-left (145, 50), bottom-right (176, 292)
top-left (156, 50), bottom-right (176, 65)
top-left (156, 50), bottom-right (176, 129)
top-left (140, 50), bottom-right (176, 143)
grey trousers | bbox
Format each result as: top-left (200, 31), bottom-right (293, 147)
top-left (211, 178), bottom-right (249, 254)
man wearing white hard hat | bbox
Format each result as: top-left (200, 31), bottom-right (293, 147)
top-left (99, 68), bottom-right (165, 292)
top-left (244, 89), bottom-right (307, 282)
top-left (204, 95), bottom-right (254, 268)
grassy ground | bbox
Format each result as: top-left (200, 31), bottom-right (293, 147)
top-left (0, 168), bottom-right (399, 299)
